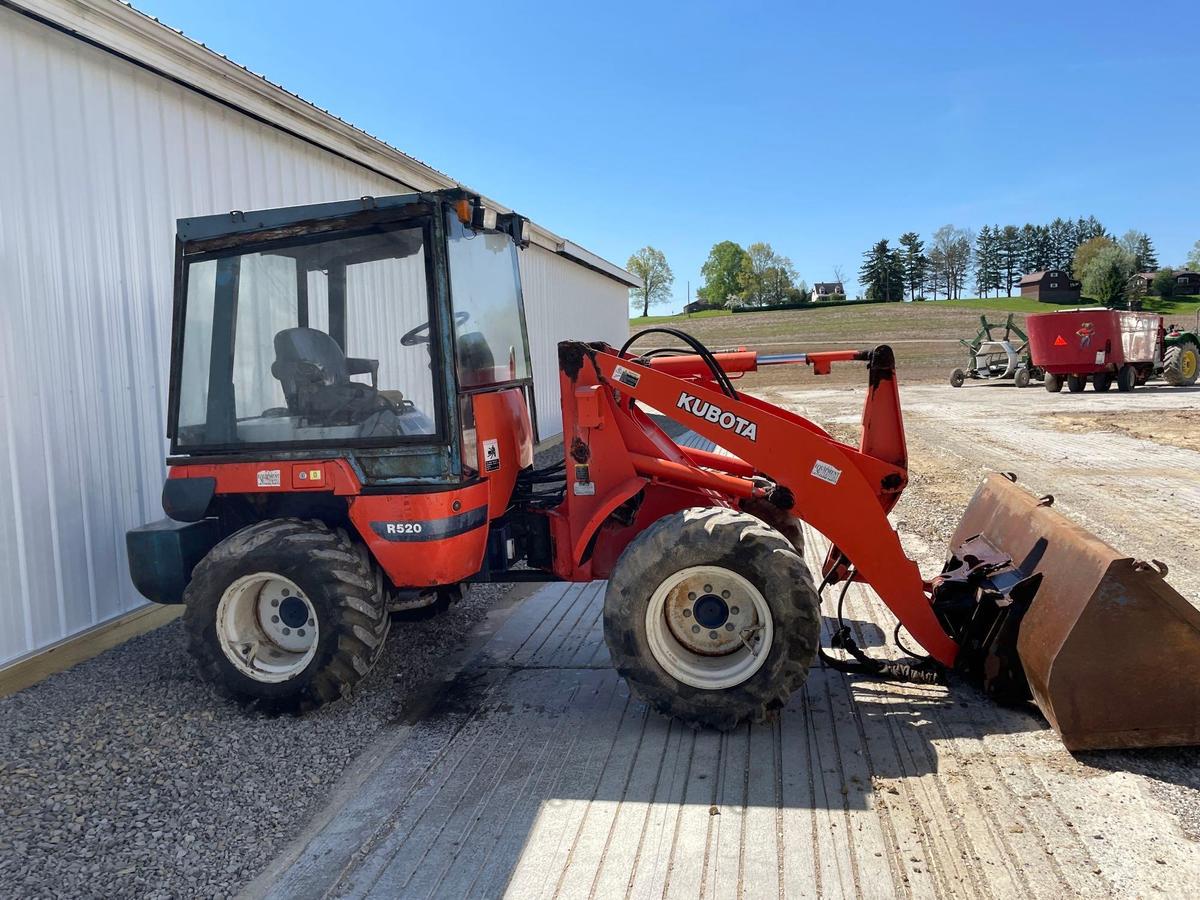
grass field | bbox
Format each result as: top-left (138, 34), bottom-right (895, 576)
top-left (625, 296), bottom-right (1200, 391)
top-left (632, 295), bottom-right (1200, 327)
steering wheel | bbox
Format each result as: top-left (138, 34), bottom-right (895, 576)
top-left (401, 311), bottom-right (470, 347)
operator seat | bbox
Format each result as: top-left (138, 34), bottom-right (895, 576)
top-left (271, 327), bottom-right (389, 427)
top-left (456, 331), bottom-right (498, 387)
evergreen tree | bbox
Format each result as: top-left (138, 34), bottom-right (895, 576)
top-left (1020, 223), bottom-right (1052, 273)
top-left (859, 239), bottom-right (905, 302)
top-left (1136, 234), bottom-right (1158, 272)
top-left (898, 232), bottom-right (927, 300)
top-left (1076, 215), bottom-right (1107, 243)
top-left (1048, 218), bottom-right (1074, 270)
top-left (974, 226), bottom-right (1001, 297)
top-left (998, 225), bottom-right (1023, 296)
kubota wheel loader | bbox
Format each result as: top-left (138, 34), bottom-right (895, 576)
top-left (127, 190), bottom-right (1200, 751)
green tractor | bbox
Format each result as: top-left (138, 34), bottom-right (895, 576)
top-left (1163, 315), bottom-right (1200, 386)
top-left (949, 313), bottom-right (1042, 388)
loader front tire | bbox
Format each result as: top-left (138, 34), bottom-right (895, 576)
top-left (1163, 340), bottom-right (1199, 386)
top-left (603, 507), bottom-right (820, 730)
top-left (183, 518), bottom-right (390, 713)
top-left (1067, 374), bottom-right (1087, 393)
top-left (1044, 373), bottom-right (1062, 393)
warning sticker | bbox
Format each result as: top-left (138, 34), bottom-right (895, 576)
top-left (612, 365), bottom-right (641, 388)
top-left (810, 460), bottom-right (842, 485)
top-left (482, 438), bottom-right (501, 472)
top-left (1054, 335), bottom-right (1068, 347)
top-left (256, 469), bottom-right (281, 488)
top-left (1094, 351), bottom-right (1105, 365)
top-left (573, 482), bottom-right (596, 496)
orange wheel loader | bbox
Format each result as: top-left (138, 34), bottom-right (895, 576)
top-left (126, 190), bottom-right (1200, 750)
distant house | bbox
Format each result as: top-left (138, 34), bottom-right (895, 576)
top-left (1131, 271), bottom-right (1159, 293)
top-left (1175, 271), bottom-right (1200, 295)
top-left (811, 281), bottom-right (845, 301)
top-left (1130, 270), bottom-right (1200, 296)
top-left (1018, 270), bottom-right (1081, 303)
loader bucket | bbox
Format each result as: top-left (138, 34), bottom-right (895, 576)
top-left (952, 474), bottom-right (1200, 751)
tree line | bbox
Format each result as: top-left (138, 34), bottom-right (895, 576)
top-left (627, 231), bottom-right (1200, 317)
top-left (628, 240), bottom-right (837, 316)
top-left (862, 216), bottom-right (1124, 302)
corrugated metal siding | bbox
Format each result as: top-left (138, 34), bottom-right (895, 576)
top-left (0, 7), bottom-right (627, 666)
top-left (519, 248), bottom-right (629, 437)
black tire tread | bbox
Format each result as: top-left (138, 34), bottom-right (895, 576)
top-left (603, 507), bottom-right (820, 731)
top-left (1163, 341), bottom-right (1199, 387)
top-left (183, 518), bottom-right (390, 713)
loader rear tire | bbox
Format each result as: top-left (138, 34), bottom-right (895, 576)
top-left (603, 507), bottom-right (820, 731)
top-left (949, 368), bottom-right (965, 388)
top-left (183, 518), bottom-right (390, 713)
top-left (1092, 371), bottom-right (1112, 392)
top-left (1163, 340), bottom-right (1199, 386)
top-left (1014, 367), bottom-right (1031, 388)
top-left (1067, 374), bottom-right (1087, 393)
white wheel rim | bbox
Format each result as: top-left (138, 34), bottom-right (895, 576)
top-left (216, 572), bottom-right (319, 683)
top-left (644, 565), bottom-right (773, 690)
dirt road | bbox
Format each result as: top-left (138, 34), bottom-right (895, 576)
top-left (768, 380), bottom-right (1200, 603)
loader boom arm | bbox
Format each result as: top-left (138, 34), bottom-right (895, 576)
top-left (555, 342), bottom-right (960, 666)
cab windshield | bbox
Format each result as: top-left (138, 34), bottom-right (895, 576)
top-left (176, 224), bottom-right (440, 449)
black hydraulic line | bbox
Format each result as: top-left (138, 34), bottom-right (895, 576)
top-left (816, 560), bottom-right (947, 685)
top-left (620, 328), bottom-right (738, 399)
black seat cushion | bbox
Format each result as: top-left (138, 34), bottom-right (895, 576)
top-left (272, 327), bottom-right (389, 426)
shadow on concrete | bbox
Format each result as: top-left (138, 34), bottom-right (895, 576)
top-left (265, 585), bottom-right (1049, 900)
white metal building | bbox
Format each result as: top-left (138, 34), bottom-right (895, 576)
top-left (0, 0), bottom-right (635, 670)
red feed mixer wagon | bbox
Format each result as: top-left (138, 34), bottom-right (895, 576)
top-left (1027, 307), bottom-right (1200, 393)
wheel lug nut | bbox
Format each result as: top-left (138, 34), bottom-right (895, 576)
top-left (731, 606), bottom-right (740, 615)
top-left (282, 627), bottom-right (291, 635)
top-left (682, 609), bottom-right (691, 617)
top-left (687, 592), bottom-right (696, 601)
top-left (271, 598), bottom-right (280, 607)
top-left (281, 589), bottom-right (290, 597)
top-left (725, 623), bottom-right (735, 631)
top-left (298, 629), bottom-right (305, 637)
top-left (308, 619), bottom-right (315, 627)
top-left (709, 631), bottom-right (719, 639)
top-left (691, 624), bottom-right (701, 633)
top-left (722, 590), bottom-right (731, 599)
top-left (271, 615), bottom-right (280, 624)
top-left (703, 584), bottom-right (712, 593)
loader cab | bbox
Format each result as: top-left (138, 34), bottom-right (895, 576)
top-left (167, 190), bottom-right (535, 484)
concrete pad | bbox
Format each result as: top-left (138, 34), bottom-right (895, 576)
top-left (262, 531), bottom-right (1200, 899)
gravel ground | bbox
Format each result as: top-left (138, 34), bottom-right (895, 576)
top-left (0, 581), bottom-right (517, 898)
top-left (0, 442), bottom-right (565, 899)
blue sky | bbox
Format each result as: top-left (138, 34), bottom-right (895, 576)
top-left (136, 0), bottom-right (1199, 312)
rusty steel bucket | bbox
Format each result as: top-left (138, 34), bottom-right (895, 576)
top-left (952, 474), bottom-right (1200, 751)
